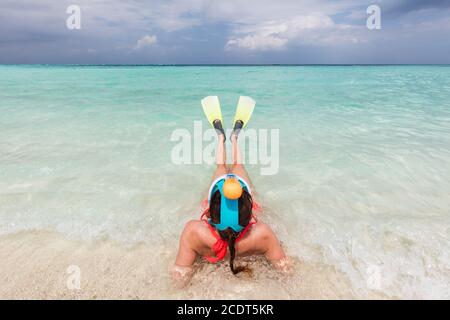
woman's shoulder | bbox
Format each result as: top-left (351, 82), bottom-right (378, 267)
top-left (235, 222), bottom-right (275, 255)
top-left (184, 219), bottom-right (216, 243)
top-left (183, 219), bottom-right (209, 235)
top-left (182, 219), bottom-right (218, 255)
top-left (247, 221), bottom-right (275, 241)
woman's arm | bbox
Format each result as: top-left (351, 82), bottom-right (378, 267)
top-left (171, 221), bottom-right (198, 287)
top-left (175, 221), bottom-right (198, 266)
top-left (256, 223), bottom-right (293, 273)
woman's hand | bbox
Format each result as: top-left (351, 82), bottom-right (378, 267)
top-left (170, 264), bottom-right (194, 289)
top-left (272, 256), bottom-right (294, 275)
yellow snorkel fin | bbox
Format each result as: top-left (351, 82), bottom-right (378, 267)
top-left (201, 96), bottom-right (225, 137)
top-left (231, 96), bottom-right (255, 137)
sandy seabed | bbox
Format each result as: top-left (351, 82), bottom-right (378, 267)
top-left (0, 231), bottom-right (388, 300)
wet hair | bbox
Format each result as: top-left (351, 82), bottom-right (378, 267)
top-left (209, 189), bottom-right (253, 275)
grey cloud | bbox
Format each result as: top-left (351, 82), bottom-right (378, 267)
top-left (384, 0), bottom-right (450, 15)
top-left (0, 0), bottom-right (449, 64)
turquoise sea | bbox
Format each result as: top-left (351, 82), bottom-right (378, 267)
top-left (0, 65), bottom-right (449, 298)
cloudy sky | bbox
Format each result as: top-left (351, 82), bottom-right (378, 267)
top-left (0, 0), bottom-right (449, 64)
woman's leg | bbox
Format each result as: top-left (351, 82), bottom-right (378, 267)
top-left (211, 134), bottom-right (228, 180)
top-left (229, 134), bottom-right (254, 191)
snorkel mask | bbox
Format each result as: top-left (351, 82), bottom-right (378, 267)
top-left (207, 174), bottom-right (251, 232)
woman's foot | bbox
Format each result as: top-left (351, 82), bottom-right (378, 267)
top-left (213, 119), bottom-right (226, 141)
top-left (230, 120), bottom-right (244, 140)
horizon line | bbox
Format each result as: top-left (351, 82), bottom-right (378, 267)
top-left (1, 63), bottom-right (450, 67)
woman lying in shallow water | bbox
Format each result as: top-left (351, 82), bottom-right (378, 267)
top-left (172, 116), bottom-right (290, 286)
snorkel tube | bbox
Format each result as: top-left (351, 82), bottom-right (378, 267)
top-left (207, 174), bottom-right (251, 232)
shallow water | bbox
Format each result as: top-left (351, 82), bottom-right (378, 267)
top-left (0, 65), bottom-right (449, 299)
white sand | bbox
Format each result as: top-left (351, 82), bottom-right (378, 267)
top-left (0, 230), bottom-right (389, 299)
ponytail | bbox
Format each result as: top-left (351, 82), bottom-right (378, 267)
top-left (219, 228), bottom-right (252, 275)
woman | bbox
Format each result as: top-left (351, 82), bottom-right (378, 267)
top-left (172, 105), bottom-right (289, 286)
